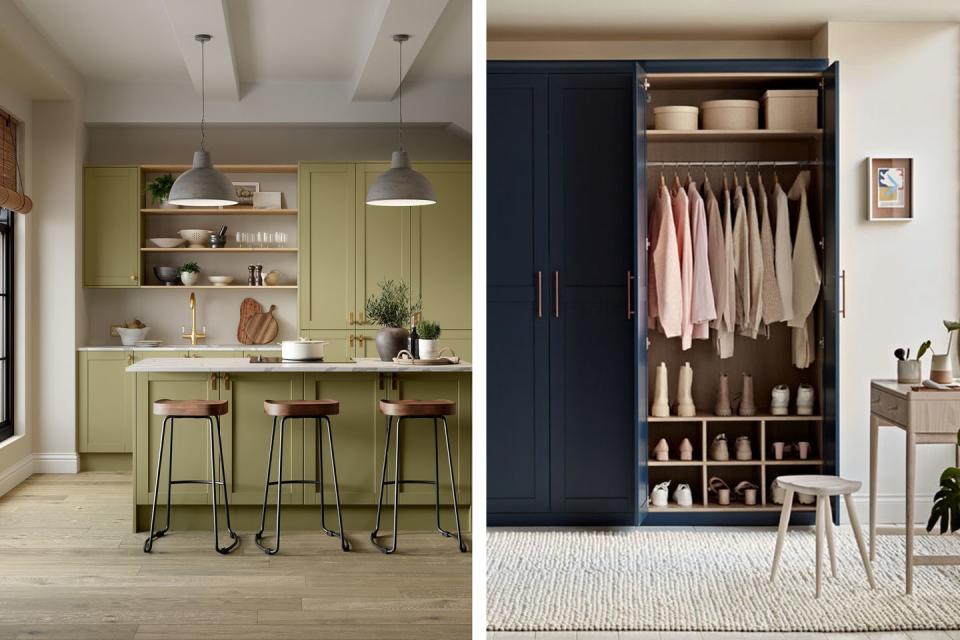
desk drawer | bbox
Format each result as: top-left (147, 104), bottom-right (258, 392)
top-left (871, 387), bottom-right (909, 426)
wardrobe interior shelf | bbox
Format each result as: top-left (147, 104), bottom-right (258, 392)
top-left (646, 129), bottom-right (822, 142)
top-left (645, 71), bottom-right (823, 89)
top-left (141, 247), bottom-right (298, 253)
top-left (141, 208), bottom-right (297, 215)
top-left (648, 414), bottom-right (823, 423)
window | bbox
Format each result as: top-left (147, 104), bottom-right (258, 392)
top-left (0, 114), bottom-right (15, 443)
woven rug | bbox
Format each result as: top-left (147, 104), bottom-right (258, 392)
top-left (487, 528), bottom-right (960, 632)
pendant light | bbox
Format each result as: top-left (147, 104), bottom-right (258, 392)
top-left (366, 34), bottom-right (436, 207)
top-left (168, 34), bottom-right (237, 207)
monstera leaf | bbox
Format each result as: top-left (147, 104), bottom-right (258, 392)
top-left (928, 432), bottom-right (960, 534)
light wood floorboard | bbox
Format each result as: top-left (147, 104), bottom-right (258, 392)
top-left (0, 473), bottom-right (470, 639)
top-left (490, 633), bottom-right (960, 639)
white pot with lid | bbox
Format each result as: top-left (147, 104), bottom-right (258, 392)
top-left (281, 337), bottom-right (327, 361)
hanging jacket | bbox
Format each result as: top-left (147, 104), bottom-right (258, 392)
top-left (714, 183), bottom-right (736, 358)
top-left (731, 182), bottom-right (749, 333)
top-left (773, 179), bottom-right (794, 323)
top-left (705, 178), bottom-right (728, 331)
top-left (742, 177), bottom-right (764, 339)
top-left (758, 175), bottom-right (783, 325)
top-left (651, 183), bottom-right (682, 338)
top-left (787, 170), bottom-right (821, 368)
top-left (648, 179), bottom-right (663, 326)
top-left (672, 182), bottom-right (694, 350)
top-left (688, 181), bottom-right (716, 341)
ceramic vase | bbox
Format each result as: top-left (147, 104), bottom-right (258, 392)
top-left (931, 354), bottom-right (954, 384)
top-left (898, 359), bottom-right (922, 384)
top-left (180, 271), bottom-right (199, 286)
top-left (676, 362), bottom-right (696, 417)
top-left (375, 326), bottom-right (409, 362)
top-left (715, 374), bottom-right (732, 416)
top-left (738, 373), bottom-right (756, 416)
top-left (418, 339), bottom-right (440, 359)
top-left (651, 362), bottom-right (670, 417)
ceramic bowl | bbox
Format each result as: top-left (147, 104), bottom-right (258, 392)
top-left (178, 229), bottom-right (213, 248)
top-left (208, 275), bottom-right (234, 287)
top-left (149, 237), bottom-right (185, 248)
top-left (117, 326), bottom-right (150, 346)
top-left (153, 265), bottom-right (180, 286)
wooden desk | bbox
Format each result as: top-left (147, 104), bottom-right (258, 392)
top-left (869, 379), bottom-right (960, 594)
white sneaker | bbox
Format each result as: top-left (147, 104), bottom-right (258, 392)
top-left (734, 435), bottom-right (753, 461)
top-left (770, 384), bottom-right (790, 415)
top-left (673, 483), bottom-right (693, 507)
top-left (651, 481), bottom-right (670, 507)
top-left (796, 384), bottom-right (814, 416)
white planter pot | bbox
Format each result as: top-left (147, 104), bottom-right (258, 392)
top-left (180, 271), bottom-right (199, 286)
top-left (418, 339), bottom-right (440, 359)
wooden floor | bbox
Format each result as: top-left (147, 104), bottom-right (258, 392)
top-left (490, 633), bottom-right (960, 639)
top-left (0, 473), bottom-right (471, 639)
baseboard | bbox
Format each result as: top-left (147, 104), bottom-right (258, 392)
top-left (847, 493), bottom-right (932, 526)
top-left (0, 454), bottom-right (33, 498)
top-left (32, 452), bottom-right (79, 474)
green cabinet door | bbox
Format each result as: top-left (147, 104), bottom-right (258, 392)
top-left (410, 163), bottom-right (472, 331)
top-left (77, 351), bottom-right (135, 453)
top-left (356, 163), bottom-right (412, 330)
top-left (299, 163), bottom-right (356, 330)
top-left (303, 373), bottom-right (383, 505)
top-left (219, 372), bottom-right (303, 505)
top-left (135, 372), bottom-right (220, 505)
top-left (83, 167), bottom-right (140, 287)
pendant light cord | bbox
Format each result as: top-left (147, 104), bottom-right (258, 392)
top-left (200, 36), bottom-right (207, 152)
top-left (397, 37), bottom-right (404, 152)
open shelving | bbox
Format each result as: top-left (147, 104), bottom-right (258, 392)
top-left (141, 247), bottom-right (297, 253)
top-left (139, 285), bottom-right (298, 290)
top-left (141, 208), bottom-right (297, 216)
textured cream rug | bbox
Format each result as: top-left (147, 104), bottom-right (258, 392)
top-left (487, 528), bottom-right (960, 632)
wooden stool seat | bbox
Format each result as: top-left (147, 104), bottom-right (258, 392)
top-left (776, 475), bottom-right (861, 497)
top-left (153, 399), bottom-right (228, 417)
top-left (263, 400), bottom-right (339, 417)
top-left (378, 399), bottom-right (456, 417)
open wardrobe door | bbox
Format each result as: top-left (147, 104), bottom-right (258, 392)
top-left (635, 62), bottom-right (650, 525)
top-left (821, 61), bottom-right (840, 501)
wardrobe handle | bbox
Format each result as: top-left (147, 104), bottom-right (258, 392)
top-left (535, 271), bottom-right (543, 318)
top-left (553, 271), bottom-right (560, 318)
top-left (840, 269), bottom-right (846, 319)
top-left (627, 270), bottom-right (635, 319)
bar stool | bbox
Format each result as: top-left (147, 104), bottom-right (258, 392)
top-left (255, 400), bottom-right (349, 554)
top-left (144, 399), bottom-right (239, 554)
top-left (371, 399), bottom-right (467, 554)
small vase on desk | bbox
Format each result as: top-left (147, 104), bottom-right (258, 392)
top-left (930, 354), bottom-right (954, 384)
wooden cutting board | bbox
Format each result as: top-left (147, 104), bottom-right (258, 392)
top-left (237, 297), bottom-right (263, 344)
top-left (244, 304), bottom-right (278, 344)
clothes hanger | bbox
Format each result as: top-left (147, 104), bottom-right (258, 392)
top-left (722, 161), bottom-right (728, 191)
top-left (733, 162), bottom-right (739, 189)
top-left (773, 160), bottom-right (779, 186)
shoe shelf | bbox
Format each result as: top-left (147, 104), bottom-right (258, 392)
top-left (648, 504), bottom-right (817, 513)
top-left (649, 413), bottom-right (822, 422)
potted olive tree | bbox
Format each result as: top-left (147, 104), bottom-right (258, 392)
top-left (147, 173), bottom-right (177, 208)
top-left (365, 279), bottom-right (421, 361)
top-left (418, 320), bottom-right (441, 359)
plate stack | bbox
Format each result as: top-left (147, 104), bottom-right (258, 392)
top-left (134, 340), bottom-right (163, 348)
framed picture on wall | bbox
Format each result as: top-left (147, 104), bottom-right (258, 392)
top-left (232, 181), bottom-right (260, 207)
top-left (867, 157), bottom-right (913, 221)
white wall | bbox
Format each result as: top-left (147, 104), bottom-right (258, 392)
top-left (823, 22), bottom-right (960, 523)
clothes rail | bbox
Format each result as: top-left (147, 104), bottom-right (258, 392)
top-left (646, 160), bottom-right (822, 167)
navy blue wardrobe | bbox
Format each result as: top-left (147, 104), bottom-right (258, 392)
top-left (487, 60), bottom-right (839, 527)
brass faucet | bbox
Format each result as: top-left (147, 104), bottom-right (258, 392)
top-left (182, 292), bottom-right (207, 346)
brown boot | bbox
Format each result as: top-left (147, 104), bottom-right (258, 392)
top-left (739, 373), bottom-right (756, 416)
top-left (715, 374), bottom-right (732, 416)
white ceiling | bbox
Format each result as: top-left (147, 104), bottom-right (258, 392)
top-left (488, 0), bottom-right (960, 40)
top-left (12, 0), bottom-right (470, 93)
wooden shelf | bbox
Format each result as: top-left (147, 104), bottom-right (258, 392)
top-left (648, 504), bottom-right (816, 513)
top-left (141, 208), bottom-right (297, 215)
top-left (141, 164), bottom-right (297, 174)
top-left (765, 459), bottom-right (825, 466)
top-left (141, 247), bottom-right (297, 253)
top-left (705, 460), bottom-right (762, 466)
top-left (648, 460), bottom-right (703, 467)
top-left (646, 129), bottom-right (822, 142)
top-left (649, 414), bottom-right (822, 423)
top-left (139, 285), bottom-right (297, 290)
top-left (646, 71), bottom-right (823, 89)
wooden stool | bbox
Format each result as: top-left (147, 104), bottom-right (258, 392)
top-left (371, 399), bottom-right (466, 554)
top-left (144, 399), bottom-right (239, 554)
top-left (770, 475), bottom-right (875, 598)
top-left (254, 400), bottom-right (349, 554)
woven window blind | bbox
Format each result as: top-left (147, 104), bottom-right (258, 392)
top-left (0, 109), bottom-right (31, 213)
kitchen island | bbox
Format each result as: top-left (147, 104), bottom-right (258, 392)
top-left (124, 357), bottom-right (471, 533)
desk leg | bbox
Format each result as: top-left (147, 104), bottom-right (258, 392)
top-left (906, 426), bottom-right (916, 595)
top-left (869, 412), bottom-right (879, 561)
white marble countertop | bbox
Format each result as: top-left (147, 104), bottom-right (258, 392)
top-left (80, 344), bottom-right (279, 352)
top-left (127, 357), bottom-right (471, 373)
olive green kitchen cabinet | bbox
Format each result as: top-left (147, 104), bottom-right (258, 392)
top-left (77, 351), bottom-right (135, 453)
top-left (83, 167), bottom-right (141, 287)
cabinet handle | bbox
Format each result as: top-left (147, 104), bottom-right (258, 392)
top-left (348, 311), bottom-right (355, 325)
top-left (627, 270), bottom-right (635, 319)
top-left (129, 273), bottom-right (138, 282)
top-left (840, 269), bottom-right (846, 319)
top-left (553, 271), bottom-right (560, 318)
top-left (535, 271), bottom-right (542, 318)
top-left (349, 334), bottom-right (355, 347)
top-left (223, 373), bottom-right (231, 391)
top-left (210, 373), bottom-right (218, 390)
top-left (127, 353), bottom-right (134, 366)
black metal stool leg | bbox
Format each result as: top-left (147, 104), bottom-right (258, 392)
top-left (162, 417), bottom-right (174, 535)
top-left (317, 418), bottom-right (325, 530)
top-left (387, 417), bottom-right (403, 553)
top-left (257, 417), bottom-right (287, 555)
top-left (440, 416), bottom-right (467, 552)
top-left (321, 415), bottom-right (350, 551)
top-left (144, 416), bottom-right (170, 553)
top-left (254, 416), bottom-right (278, 549)
top-left (213, 416), bottom-right (240, 554)
top-left (370, 415), bottom-right (393, 552)
top-left (434, 418), bottom-right (443, 536)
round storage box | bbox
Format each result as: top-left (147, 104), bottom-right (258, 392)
top-left (653, 105), bottom-right (698, 131)
top-left (700, 99), bottom-right (759, 130)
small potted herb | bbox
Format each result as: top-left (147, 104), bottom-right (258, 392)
top-left (179, 261), bottom-right (200, 286)
top-left (365, 279), bottom-right (421, 361)
top-left (418, 320), bottom-right (442, 359)
top-left (147, 173), bottom-right (177, 208)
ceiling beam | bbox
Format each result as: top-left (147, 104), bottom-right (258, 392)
top-left (161, 0), bottom-right (239, 101)
top-left (351, 0), bottom-right (449, 102)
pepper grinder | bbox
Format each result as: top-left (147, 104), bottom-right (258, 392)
top-left (247, 265), bottom-right (256, 286)
top-left (255, 264), bottom-right (264, 286)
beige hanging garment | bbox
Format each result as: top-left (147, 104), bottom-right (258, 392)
top-left (773, 179), bottom-right (794, 322)
top-left (758, 174), bottom-right (783, 325)
top-left (672, 181), bottom-right (694, 350)
top-left (714, 182), bottom-right (736, 358)
top-left (688, 181), bottom-right (715, 341)
top-left (787, 170), bottom-right (821, 368)
top-left (741, 177), bottom-right (764, 339)
top-left (652, 183), bottom-right (682, 338)
top-left (731, 181), bottom-right (749, 333)
top-left (648, 178), bottom-right (663, 325)
top-left (705, 178), bottom-right (728, 330)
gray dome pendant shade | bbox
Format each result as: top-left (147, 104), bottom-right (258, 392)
top-left (366, 34), bottom-right (436, 207)
top-left (168, 34), bottom-right (237, 208)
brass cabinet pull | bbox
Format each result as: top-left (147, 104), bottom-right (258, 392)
top-left (348, 311), bottom-right (355, 325)
top-left (349, 334), bottom-right (355, 347)
top-left (553, 271), bottom-right (560, 318)
top-left (626, 270), bottom-right (635, 319)
top-left (840, 269), bottom-right (846, 319)
top-left (359, 312), bottom-right (366, 325)
top-left (127, 353), bottom-right (134, 366)
top-left (358, 335), bottom-right (366, 343)
top-left (223, 373), bottom-right (231, 391)
top-left (536, 271), bottom-right (542, 318)
top-left (210, 373), bottom-right (218, 390)
top-left (129, 273), bottom-right (138, 281)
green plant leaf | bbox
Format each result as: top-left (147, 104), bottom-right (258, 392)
top-left (364, 279), bottom-right (422, 328)
top-left (927, 465), bottom-right (960, 534)
top-left (917, 340), bottom-right (933, 360)
top-left (419, 319), bottom-right (441, 340)
top-left (945, 320), bottom-right (960, 332)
